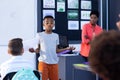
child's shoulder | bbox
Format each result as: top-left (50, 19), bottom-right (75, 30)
top-left (37, 32), bottom-right (58, 37)
top-left (52, 32), bottom-right (59, 37)
top-left (0, 60), bottom-right (10, 68)
top-left (37, 31), bottom-right (44, 34)
top-left (52, 32), bottom-right (58, 35)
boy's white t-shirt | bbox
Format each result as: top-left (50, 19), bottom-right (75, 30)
top-left (37, 32), bottom-right (59, 64)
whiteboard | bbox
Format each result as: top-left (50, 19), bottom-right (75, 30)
top-left (0, 0), bottom-right (37, 45)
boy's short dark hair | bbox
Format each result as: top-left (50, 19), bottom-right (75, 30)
top-left (90, 10), bottom-right (99, 18)
top-left (43, 15), bottom-right (54, 20)
top-left (8, 38), bottom-right (23, 56)
top-left (89, 30), bottom-right (120, 80)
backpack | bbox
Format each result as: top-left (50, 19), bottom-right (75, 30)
top-left (12, 68), bottom-right (39, 80)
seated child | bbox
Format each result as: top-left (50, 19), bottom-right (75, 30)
top-left (0, 38), bottom-right (34, 79)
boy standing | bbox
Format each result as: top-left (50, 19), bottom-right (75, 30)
top-left (29, 15), bottom-right (75, 80)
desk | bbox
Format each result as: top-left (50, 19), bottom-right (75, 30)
top-left (73, 63), bottom-right (99, 80)
top-left (58, 54), bottom-right (85, 80)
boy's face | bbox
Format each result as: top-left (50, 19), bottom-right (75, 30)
top-left (43, 18), bottom-right (54, 31)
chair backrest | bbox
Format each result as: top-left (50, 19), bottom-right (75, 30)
top-left (3, 72), bottom-right (16, 80)
top-left (3, 70), bottom-right (41, 80)
top-left (58, 35), bottom-right (69, 49)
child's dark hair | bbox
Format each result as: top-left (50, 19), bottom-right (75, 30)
top-left (43, 15), bottom-right (54, 20)
top-left (90, 10), bottom-right (99, 18)
top-left (8, 38), bottom-right (23, 56)
top-left (89, 30), bottom-right (120, 80)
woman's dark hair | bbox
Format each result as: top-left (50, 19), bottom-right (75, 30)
top-left (90, 10), bottom-right (99, 18)
top-left (8, 38), bottom-right (23, 56)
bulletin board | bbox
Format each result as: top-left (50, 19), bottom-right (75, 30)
top-left (37, 0), bottom-right (98, 41)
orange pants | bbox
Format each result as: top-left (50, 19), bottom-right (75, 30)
top-left (38, 62), bottom-right (59, 80)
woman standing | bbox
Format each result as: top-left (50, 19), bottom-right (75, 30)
top-left (80, 11), bottom-right (103, 62)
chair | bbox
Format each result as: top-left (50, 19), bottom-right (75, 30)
top-left (3, 70), bottom-right (41, 80)
top-left (58, 35), bottom-right (69, 49)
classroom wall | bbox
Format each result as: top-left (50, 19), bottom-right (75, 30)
top-left (0, 0), bottom-right (37, 69)
top-left (108, 0), bottom-right (120, 30)
top-left (37, 0), bottom-right (99, 41)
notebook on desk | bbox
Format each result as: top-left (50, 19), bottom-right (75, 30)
top-left (57, 50), bottom-right (73, 56)
top-left (73, 63), bottom-right (91, 71)
top-left (57, 50), bottom-right (72, 54)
